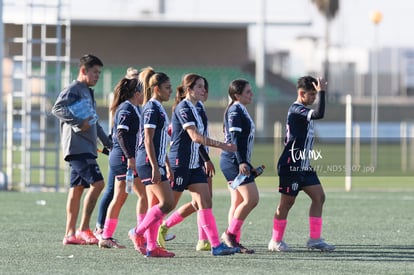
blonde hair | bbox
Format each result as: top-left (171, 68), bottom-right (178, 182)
top-left (125, 67), bottom-right (139, 80)
top-left (139, 67), bottom-right (170, 104)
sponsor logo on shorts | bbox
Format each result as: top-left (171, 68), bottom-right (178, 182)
top-left (291, 181), bottom-right (298, 191)
top-left (95, 165), bottom-right (101, 175)
top-left (159, 167), bottom-right (165, 176)
top-left (175, 177), bottom-right (183, 186)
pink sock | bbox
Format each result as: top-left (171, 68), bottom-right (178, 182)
top-left (272, 219), bottom-right (287, 242)
top-left (198, 208), bottom-right (220, 247)
top-left (228, 218), bottom-right (244, 237)
top-left (236, 231), bottom-right (241, 243)
top-left (146, 219), bottom-right (161, 251)
top-left (136, 213), bottom-right (146, 229)
top-left (309, 216), bottom-right (322, 239)
top-left (102, 218), bottom-right (118, 239)
top-left (165, 211), bottom-right (184, 228)
top-left (197, 214), bottom-right (208, 241)
top-left (135, 213), bottom-right (148, 239)
top-left (136, 205), bottom-right (165, 236)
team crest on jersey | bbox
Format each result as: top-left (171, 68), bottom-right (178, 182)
top-left (179, 108), bottom-right (188, 120)
top-left (144, 109), bottom-right (154, 123)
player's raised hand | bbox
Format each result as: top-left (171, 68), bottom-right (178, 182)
top-left (313, 77), bottom-right (328, 92)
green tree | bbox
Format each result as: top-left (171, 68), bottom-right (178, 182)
top-left (311, 0), bottom-right (339, 82)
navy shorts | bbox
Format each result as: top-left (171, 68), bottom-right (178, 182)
top-left (171, 166), bottom-right (208, 192)
top-left (220, 157), bottom-right (255, 187)
top-left (278, 168), bottom-right (321, 197)
top-left (109, 154), bottom-right (138, 181)
top-left (68, 158), bottom-right (104, 188)
top-left (137, 164), bottom-right (168, 186)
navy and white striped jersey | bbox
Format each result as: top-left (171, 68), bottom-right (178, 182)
top-left (196, 101), bottom-right (208, 137)
top-left (110, 100), bottom-right (140, 161)
top-left (196, 101), bottom-right (209, 157)
top-left (169, 99), bottom-right (204, 169)
top-left (221, 102), bottom-right (255, 164)
top-left (136, 98), bottom-right (169, 166)
top-left (278, 101), bottom-right (315, 172)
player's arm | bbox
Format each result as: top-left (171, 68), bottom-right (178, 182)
top-left (199, 145), bottom-right (210, 162)
top-left (231, 130), bottom-right (251, 176)
top-left (185, 126), bottom-right (236, 152)
top-left (311, 77), bottom-right (327, 120)
top-left (199, 146), bottom-right (215, 176)
top-left (144, 127), bottom-right (161, 183)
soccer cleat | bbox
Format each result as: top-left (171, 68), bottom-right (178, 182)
top-left (221, 232), bottom-right (238, 248)
top-left (62, 235), bottom-right (86, 245)
top-left (221, 232), bottom-right (254, 254)
top-left (93, 227), bottom-right (103, 241)
top-left (306, 238), bottom-right (335, 252)
top-left (211, 242), bottom-right (239, 256)
top-left (146, 247), bottom-right (175, 258)
top-left (76, 229), bottom-right (99, 245)
top-left (98, 238), bottom-right (126, 249)
top-left (195, 240), bottom-right (211, 251)
top-left (268, 239), bottom-right (290, 252)
top-left (157, 224), bottom-right (169, 249)
top-left (236, 242), bottom-right (255, 254)
top-left (128, 228), bottom-right (146, 254)
top-left (165, 233), bottom-right (176, 242)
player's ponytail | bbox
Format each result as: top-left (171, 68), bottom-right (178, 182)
top-left (223, 79), bottom-right (249, 132)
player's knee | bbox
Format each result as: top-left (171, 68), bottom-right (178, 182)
top-left (91, 181), bottom-right (104, 193)
top-left (159, 200), bottom-right (174, 213)
top-left (191, 201), bottom-right (199, 211)
top-left (246, 196), bottom-right (259, 209)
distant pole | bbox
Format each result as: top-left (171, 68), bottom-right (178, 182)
top-left (370, 10), bottom-right (382, 168)
top-left (0, 0), bottom-right (4, 171)
top-left (401, 122), bottom-right (407, 172)
top-left (345, 94), bottom-right (352, 191)
top-left (255, 0), bottom-right (267, 139)
top-left (0, 0), bottom-right (6, 190)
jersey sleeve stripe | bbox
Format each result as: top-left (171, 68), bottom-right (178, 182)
top-left (182, 121), bottom-right (196, 129)
top-left (229, 126), bottom-right (242, 132)
top-left (117, 125), bottom-right (129, 131)
top-left (307, 110), bottom-right (314, 121)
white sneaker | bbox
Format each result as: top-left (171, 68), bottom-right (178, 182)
top-left (93, 227), bottom-right (103, 241)
top-left (306, 238), bottom-right (335, 251)
top-left (268, 239), bottom-right (290, 252)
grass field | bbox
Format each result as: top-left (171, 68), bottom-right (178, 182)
top-left (1, 183), bottom-right (414, 275)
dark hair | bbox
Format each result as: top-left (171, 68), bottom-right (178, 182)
top-left (223, 79), bottom-right (250, 131)
top-left (79, 54), bottom-right (103, 69)
top-left (139, 67), bottom-right (170, 104)
top-left (173, 73), bottom-right (203, 112)
top-left (110, 78), bottom-right (139, 119)
top-left (202, 76), bottom-right (209, 91)
top-left (297, 76), bottom-right (317, 91)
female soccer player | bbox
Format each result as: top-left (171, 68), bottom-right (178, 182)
top-left (268, 76), bottom-right (335, 252)
top-left (95, 67), bottom-right (147, 240)
top-left (98, 77), bottom-right (145, 249)
top-left (220, 79), bottom-right (259, 254)
top-left (128, 67), bottom-right (176, 257)
top-left (161, 73), bottom-right (239, 256)
top-left (157, 76), bottom-right (216, 252)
